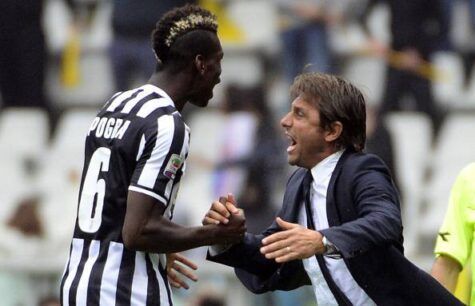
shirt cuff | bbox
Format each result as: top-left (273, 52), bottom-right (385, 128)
top-left (208, 244), bottom-right (232, 256)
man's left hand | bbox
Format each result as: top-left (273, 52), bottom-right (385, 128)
top-left (166, 253), bottom-right (198, 289)
top-left (260, 217), bottom-right (325, 263)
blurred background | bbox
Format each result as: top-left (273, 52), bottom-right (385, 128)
top-left (1, 0), bottom-right (475, 305)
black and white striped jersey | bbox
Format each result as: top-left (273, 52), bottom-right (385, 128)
top-left (60, 84), bottom-right (190, 306)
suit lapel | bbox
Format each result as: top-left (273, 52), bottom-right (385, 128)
top-left (326, 148), bottom-right (356, 227)
top-left (282, 168), bottom-right (307, 223)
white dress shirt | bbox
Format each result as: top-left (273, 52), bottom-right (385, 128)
top-left (298, 150), bottom-right (376, 306)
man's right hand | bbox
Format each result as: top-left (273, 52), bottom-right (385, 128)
top-left (202, 194), bottom-right (246, 245)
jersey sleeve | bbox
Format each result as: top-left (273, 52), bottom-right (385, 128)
top-left (129, 113), bottom-right (188, 207)
top-left (434, 164), bottom-right (475, 266)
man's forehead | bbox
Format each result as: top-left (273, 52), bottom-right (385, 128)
top-left (291, 96), bottom-right (311, 106)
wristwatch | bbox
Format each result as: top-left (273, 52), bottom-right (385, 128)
top-left (322, 236), bottom-right (340, 257)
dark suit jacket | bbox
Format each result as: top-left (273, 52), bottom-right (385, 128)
top-left (208, 148), bottom-right (463, 305)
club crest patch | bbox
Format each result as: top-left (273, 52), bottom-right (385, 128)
top-left (163, 154), bottom-right (184, 179)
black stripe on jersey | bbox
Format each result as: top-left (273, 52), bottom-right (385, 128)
top-left (113, 89), bottom-right (144, 113)
top-left (158, 261), bottom-right (173, 306)
top-left (60, 243), bottom-right (74, 304)
top-left (154, 113), bottom-right (186, 206)
top-left (115, 248), bottom-right (136, 305)
top-left (86, 241), bottom-right (110, 305)
top-left (142, 105), bottom-right (176, 120)
top-left (126, 92), bottom-right (161, 116)
top-left (145, 254), bottom-right (160, 306)
top-left (68, 239), bottom-right (91, 306)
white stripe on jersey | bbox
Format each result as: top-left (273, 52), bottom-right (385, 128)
top-left (136, 134), bottom-right (146, 161)
top-left (76, 240), bottom-right (101, 306)
top-left (128, 186), bottom-right (167, 205)
top-left (130, 252), bottom-right (148, 306)
top-left (141, 84), bottom-right (174, 104)
top-left (99, 242), bottom-right (123, 306)
top-left (121, 89), bottom-right (155, 114)
top-left (152, 254), bottom-right (172, 306)
top-left (181, 125), bottom-right (191, 173)
top-left (163, 115), bottom-right (189, 200)
top-left (136, 98), bottom-right (171, 118)
top-left (137, 115), bottom-right (175, 188)
top-left (62, 239), bottom-right (84, 306)
top-left (106, 89), bottom-right (138, 112)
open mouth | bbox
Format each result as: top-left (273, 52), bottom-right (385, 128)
top-left (286, 133), bottom-right (297, 153)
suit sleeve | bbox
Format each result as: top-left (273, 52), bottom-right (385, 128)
top-left (208, 218), bottom-right (310, 293)
top-left (320, 155), bottom-right (403, 258)
top-left (207, 169), bottom-right (311, 292)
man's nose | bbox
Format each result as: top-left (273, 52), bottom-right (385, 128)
top-left (280, 113), bottom-right (290, 127)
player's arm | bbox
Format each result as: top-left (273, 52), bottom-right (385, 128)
top-left (431, 165), bottom-right (475, 292)
top-left (122, 191), bottom-right (245, 254)
top-left (431, 254), bottom-right (462, 292)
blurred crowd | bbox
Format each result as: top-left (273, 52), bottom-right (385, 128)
top-left (1, 0), bottom-right (475, 305)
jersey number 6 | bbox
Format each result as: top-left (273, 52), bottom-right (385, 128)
top-left (78, 147), bottom-right (111, 233)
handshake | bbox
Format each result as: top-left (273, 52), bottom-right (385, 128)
top-left (201, 193), bottom-right (247, 246)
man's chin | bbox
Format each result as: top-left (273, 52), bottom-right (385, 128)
top-left (190, 99), bottom-right (210, 108)
top-left (287, 156), bottom-right (297, 166)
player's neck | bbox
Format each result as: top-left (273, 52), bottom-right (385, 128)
top-left (148, 71), bottom-right (190, 112)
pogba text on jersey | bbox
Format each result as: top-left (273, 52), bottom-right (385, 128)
top-left (88, 116), bottom-right (131, 140)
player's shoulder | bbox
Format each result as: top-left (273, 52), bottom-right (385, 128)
top-left (100, 84), bottom-right (177, 118)
top-left (455, 163), bottom-right (475, 189)
top-left (459, 163), bottom-right (475, 180)
top-left (341, 149), bottom-right (387, 172)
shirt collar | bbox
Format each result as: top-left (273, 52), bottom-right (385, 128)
top-left (310, 150), bottom-right (344, 184)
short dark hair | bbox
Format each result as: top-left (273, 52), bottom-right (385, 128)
top-left (290, 73), bottom-right (366, 151)
top-left (152, 5), bottom-right (219, 72)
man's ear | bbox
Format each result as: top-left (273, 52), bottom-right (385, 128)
top-left (324, 121), bottom-right (343, 142)
top-left (194, 54), bottom-right (206, 75)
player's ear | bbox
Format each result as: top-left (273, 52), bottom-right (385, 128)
top-left (194, 54), bottom-right (206, 76)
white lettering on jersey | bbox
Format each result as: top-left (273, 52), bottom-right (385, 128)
top-left (89, 116), bottom-right (131, 140)
top-left (104, 118), bottom-right (116, 138)
top-left (115, 121), bottom-right (131, 139)
top-left (88, 117), bottom-right (100, 136)
top-left (96, 118), bottom-right (108, 137)
top-left (111, 119), bottom-right (124, 138)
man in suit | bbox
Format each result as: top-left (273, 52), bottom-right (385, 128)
top-left (203, 72), bottom-right (462, 305)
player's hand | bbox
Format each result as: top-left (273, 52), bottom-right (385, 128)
top-left (166, 253), bottom-right (198, 289)
top-left (260, 217), bottom-right (325, 263)
top-left (221, 203), bottom-right (246, 244)
top-left (203, 194), bottom-right (246, 245)
top-left (202, 193), bottom-right (240, 225)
